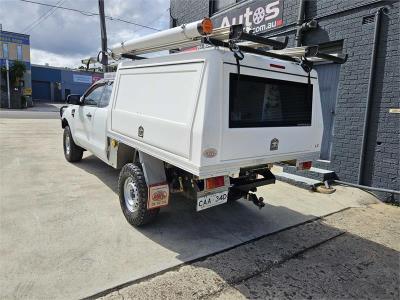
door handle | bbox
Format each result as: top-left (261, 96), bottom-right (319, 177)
top-left (86, 113), bottom-right (92, 118)
top-left (71, 109), bottom-right (75, 117)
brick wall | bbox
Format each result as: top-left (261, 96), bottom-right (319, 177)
top-left (170, 0), bottom-right (400, 201)
top-left (170, 0), bottom-right (209, 26)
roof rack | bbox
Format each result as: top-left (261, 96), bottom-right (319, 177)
top-left (108, 18), bottom-right (347, 65)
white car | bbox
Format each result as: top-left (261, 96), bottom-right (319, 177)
top-left (61, 46), bottom-right (323, 227)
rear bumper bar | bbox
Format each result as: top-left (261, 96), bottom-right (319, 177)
top-left (230, 168), bottom-right (275, 191)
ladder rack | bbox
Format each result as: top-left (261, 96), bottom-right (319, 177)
top-left (108, 18), bottom-right (347, 65)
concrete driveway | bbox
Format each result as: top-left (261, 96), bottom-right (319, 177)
top-left (0, 102), bottom-right (64, 119)
top-left (0, 118), bottom-right (377, 299)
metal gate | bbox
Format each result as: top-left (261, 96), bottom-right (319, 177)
top-left (32, 80), bottom-right (51, 102)
top-left (314, 63), bottom-right (341, 160)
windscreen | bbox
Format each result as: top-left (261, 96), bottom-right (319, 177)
top-left (229, 74), bottom-right (313, 128)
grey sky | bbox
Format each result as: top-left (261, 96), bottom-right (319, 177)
top-left (0, 0), bottom-right (170, 67)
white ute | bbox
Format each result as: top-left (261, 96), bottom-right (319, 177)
top-left (60, 19), bottom-right (346, 227)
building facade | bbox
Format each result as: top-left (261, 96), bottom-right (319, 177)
top-left (31, 65), bottom-right (103, 102)
top-left (170, 0), bottom-right (399, 200)
top-left (0, 29), bottom-right (32, 107)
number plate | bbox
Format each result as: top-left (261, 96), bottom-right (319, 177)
top-left (196, 190), bottom-right (228, 211)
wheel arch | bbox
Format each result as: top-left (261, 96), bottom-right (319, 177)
top-left (61, 118), bottom-right (68, 129)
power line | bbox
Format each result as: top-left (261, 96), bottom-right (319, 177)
top-left (22, 0), bottom-right (67, 33)
top-left (18, 0), bottom-right (162, 31)
top-left (131, 8), bottom-right (170, 34)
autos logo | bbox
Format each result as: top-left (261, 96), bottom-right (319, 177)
top-left (152, 190), bottom-right (168, 201)
top-left (203, 148), bottom-right (218, 158)
top-left (213, 0), bottom-right (283, 34)
top-left (270, 138), bottom-right (279, 151)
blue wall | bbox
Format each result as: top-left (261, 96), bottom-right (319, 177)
top-left (31, 66), bottom-right (103, 102)
top-left (60, 70), bottom-right (99, 100)
top-left (31, 66), bottom-right (61, 82)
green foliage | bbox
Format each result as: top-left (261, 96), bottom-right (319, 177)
top-left (0, 61), bottom-right (26, 87)
top-left (10, 61), bottom-right (26, 84)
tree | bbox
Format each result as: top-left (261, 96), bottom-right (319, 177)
top-left (0, 61), bottom-right (27, 108)
top-left (0, 61), bottom-right (26, 88)
top-left (10, 60), bottom-right (26, 85)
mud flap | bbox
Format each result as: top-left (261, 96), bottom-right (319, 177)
top-left (138, 151), bottom-right (169, 209)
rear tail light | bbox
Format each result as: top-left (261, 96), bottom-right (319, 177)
top-left (205, 176), bottom-right (225, 190)
top-left (297, 161), bottom-right (312, 170)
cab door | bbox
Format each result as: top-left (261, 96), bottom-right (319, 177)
top-left (90, 82), bottom-right (113, 162)
top-left (74, 84), bottom-right (105, 150)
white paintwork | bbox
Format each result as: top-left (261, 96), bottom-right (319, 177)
top-left (111, 62), bottom-right (204, 158)
top-left (73, 105), bottom-right (97, 150)
top-left (62, 47), bottom-right (323, 179)
top-left (90, 106), bottom-right (109, 162)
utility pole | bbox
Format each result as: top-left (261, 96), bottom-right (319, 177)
top-left (6, 59), bottom-right (11, 109)
top-left (98, 0), bottom-right (108, 72)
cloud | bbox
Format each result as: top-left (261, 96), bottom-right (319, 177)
top-left (0, 0), bottom-right (170, 67)
top-left (30, 48), bottom-right (85, 68)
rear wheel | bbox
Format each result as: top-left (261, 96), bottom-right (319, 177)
top-left (118, 163), bottom-right (159, 227)
top-left (63, 126), bottom-right (83, 162)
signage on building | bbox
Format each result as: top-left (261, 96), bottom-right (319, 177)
top-left (0, 31), bottom-right (30, 45)
top-left (92, 75), bottom-right (103, 83)
top-left (23, 88), bottom-right (32, 96)
top-left (73, 74), bottom-right (92, 84)
top-left (212, 0), bottom-right (283, 34)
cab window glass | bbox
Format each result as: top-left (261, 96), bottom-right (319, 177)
top-left (84, 85), bottom-right (104, 106)
top-left (99, 82), bottom-right (113, 108)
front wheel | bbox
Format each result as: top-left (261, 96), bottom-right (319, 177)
top-left (118, 163), bottom-right (159, 227)
top-left (63, 126), bottom-right (83, 162)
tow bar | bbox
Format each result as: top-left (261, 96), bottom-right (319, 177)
top-left (247, 193), bottom-right (265, 209)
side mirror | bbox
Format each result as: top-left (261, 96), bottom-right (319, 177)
top-left (66, 94), bottom-right (82, 105)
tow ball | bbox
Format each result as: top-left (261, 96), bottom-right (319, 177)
top-left (247, 193), bottom-right (265, 209)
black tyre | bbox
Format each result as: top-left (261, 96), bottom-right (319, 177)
top-left (118, 163), bottom-right (159, 227)
top-left (63, 126), bottom-right (83, 162)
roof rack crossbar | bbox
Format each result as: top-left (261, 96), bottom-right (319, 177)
top-left (269, 46), bottom-right (348, 64)
top-left (202, 37), bottom-right (298, 62)
top-left (121, 53), bottom-right (146, 60)
top-left (229, 24), bottom-right (288, 50)
top-left (314, 52), bottom-right (348, 64)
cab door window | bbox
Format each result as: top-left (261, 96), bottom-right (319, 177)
top-left (99, 82), bottom-right (113, 108)
top-left (84, 85), bottom-right (104, 106)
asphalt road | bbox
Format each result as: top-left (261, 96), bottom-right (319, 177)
top-left (0, 103), bottom-right (64, 119)
top-left (0, 118), bottom-right (383, 299)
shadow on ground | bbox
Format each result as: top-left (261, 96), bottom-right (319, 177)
top-left (75, 155), bottom-right (399, 300)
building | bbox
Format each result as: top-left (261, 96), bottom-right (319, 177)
top-left (0, 29), bottom-right (32, 107)
top-left (170, 0), bottom-right (399, 200)
top-left (31, 65), bottom-right (103, 102)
